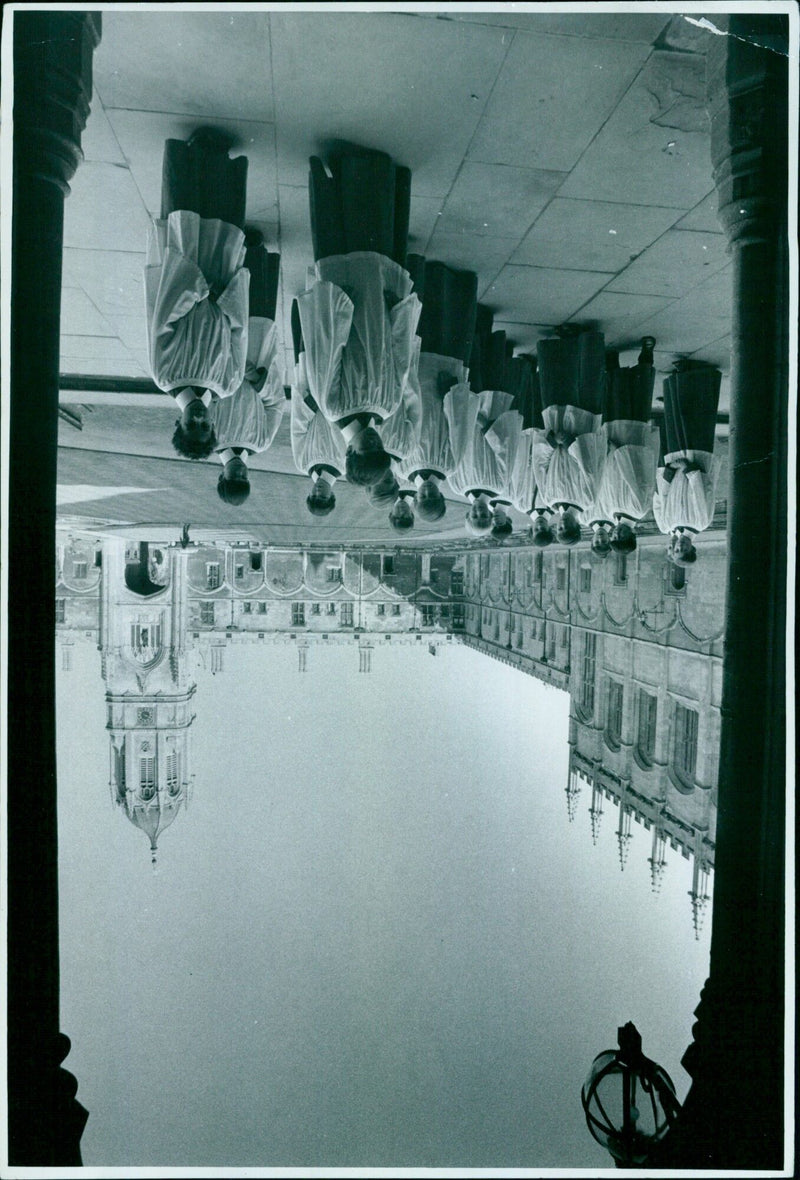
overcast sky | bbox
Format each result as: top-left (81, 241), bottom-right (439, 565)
top-left (56, 636), bottom-right (711, 1171)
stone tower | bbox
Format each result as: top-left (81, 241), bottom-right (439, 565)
top-left (101, 538), bottom-right (195, 862)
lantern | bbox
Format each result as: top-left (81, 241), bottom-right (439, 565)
top-left (581, 1021), bottom-right (681, 1166)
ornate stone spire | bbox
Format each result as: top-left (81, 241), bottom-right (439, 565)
top-left (564, 768), bottom-right (581, 822)
top-left (588, 780), bottom-right (604, 845)
top-left (616, 801), bottom-right (633, 871)
top-left (648, 824), bottom-right (668, 893)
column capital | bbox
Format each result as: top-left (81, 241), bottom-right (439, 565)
top-left (706, 14), bottom-right (789, 246)
top-left (13, 11), bottom-right (101, 194)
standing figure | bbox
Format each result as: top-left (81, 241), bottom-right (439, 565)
top-left (214, 233), bottom-right (283, 505)
top-left (396, 255), bottom-right (478, 524)
top-left (504, 359), bottom-right (556, 546)
top-left (296, 145), bottom-right (421, 486)
top-left (593, 337), bottom-right (660, 554)
top-left (145, 130), bottom-right (251, 458)
top-left (289, 298), bottom-right (346, 517)
top-left (445, 386), bottom-right (523, 536)
top-left (653, 361), bottom-right (722, 565)
top-left (447, 305), bottom-right (522, 536)
top-left (532, 326), bottom-right (608, 545)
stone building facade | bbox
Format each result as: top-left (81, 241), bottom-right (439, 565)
top-left (56, 527), bottom-right (723, 927)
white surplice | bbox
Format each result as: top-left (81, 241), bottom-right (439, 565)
top-left (295, 251), bottom-right (422, 423)
top-left (290, 354), bottom-right (346, 477)
top-left (213, 318), bottom-right (285, 453)
top-left (531, 403), bottom-right (605, 511)
top-left (444, 388), bottom-right (523, 498)
top-left (652, 450), bottom-right (720, 534)
top-left (145, 210), bottom-right (249, 399)
top-left (593, 420), bottom-right (660, 521)
top-left (398, 350), bottom-right (469, 481)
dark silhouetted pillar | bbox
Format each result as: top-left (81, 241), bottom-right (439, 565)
top-left (652, 15), bottom-right (788, 1169)
top-left (8, 11), bottom-right (101, 1165)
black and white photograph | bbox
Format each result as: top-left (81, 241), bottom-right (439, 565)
top-left (2, 2), bottom-right (796, 1175)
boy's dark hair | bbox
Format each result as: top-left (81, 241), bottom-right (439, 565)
top-left (610, 523), bottom-right (637, 554)
top-left (415, 485), bottom-right (446, 522)
top-left (217, 473), bottom-right (250, 505)
top-left (531, 523), bottom-right (555, 547)
top-left (367, 471), bottom-right (401, 509)
top-left (172, 420), bottom-right (217, 459)
top-left (389, 512), bottom-right (414, 531)
top-left (556, 515), bottom-right (582, 546)
top-left (345, 445), bottom-right (391, 487)
top-left (491, 517), bottom-right (514, 539)
top-left (670, 543), bottom-right (697, 566)
top-left (306, 492), bottom-right (336, 516)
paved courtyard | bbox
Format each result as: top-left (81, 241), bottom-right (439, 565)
top-left (58, 8), bottom-right (731, 529)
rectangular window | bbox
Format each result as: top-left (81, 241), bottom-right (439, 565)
top-left (560, 627), bottom-right (569, 649)
top-left (547, 631), bottom-right (557, 661)
top-left (580, 567), bottom-right (592, 594)
top-left (340, 602), bottom-right (354, 626)
top-left (327, 603), bottom-right (337, 616)
top-left (581, 632), bottom-right (597, 714)
top-left (311, 603), bottom-right (321, 615)
top-left (249, 551), bottom-right (262, 571)
top-left (421, 605), bottom-right (436, 626)
top-left (452, 604), bottom-right (465, 629)
top-left (674, 704), bottom-right (699, 779)
top-left (55, 599), bottom-right (66, 623)
top-left (637, 691), bottom-right (658, 764)
top-left (235, 564), bottom-right (245, 580)
top-left (526, 561), bottom-right (533, 587)
top-left (206, 563), bottom-right (221, 590)
top-left (73, 561), bottom-right (88, 579)
top-left (377, 604), bottom-right (385, 616)
top-left (258, 602), bottom-right (267, 614)
top-left (534, 553), bottom-right (543, 582)
top-left (166, 753), bottom-right (178, 792)
top-left (200, 602), bottom-right (215, 625)
top-left (382, 555), bottom-right (395, 576)
top-left (94, 551), bottom-right (103, 568)
top-left (292, 603), bottom-right (305, 626)
top-left (606, 680), bottom-right (624, 746)
top-left (450, 571), bottom-right (464, 595)
top-left (392, 604), bottom-right (401, 616)
top-left (139, 757), bottom-right (155, 791)
top-left (556, 566), bottom-right (566, 592)
top-left (614, 553), bottom-right (628, 584)
top-left (243, 602), bottom-right (252, 614)
top-left (327, 567), bottom-right (342, 582)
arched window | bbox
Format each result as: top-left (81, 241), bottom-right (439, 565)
top-left (605, 680), bottom-right (623, 749)
top-left (166, 752), bottom-right (179, 796)
top-left (669, 565), bottom-right (686, 592)
top-left (636, 690), bottom-right (658, 767)
top-left (671, 704), bottom-right (699, 791)
top-left (614, 553), bottom-right (628, 584)
top-left (580, 632), bottom-right (597, 716)
top-left (139, 756), bottom-right (156, 800)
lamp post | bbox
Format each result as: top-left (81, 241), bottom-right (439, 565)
top-left (581, 1022), bottom-right (681, 1167)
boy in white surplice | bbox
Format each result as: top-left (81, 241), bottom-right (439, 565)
top-left (145, 130), bottom-right (252, 459)
top-left (295, 146), bottom-right (421, 488)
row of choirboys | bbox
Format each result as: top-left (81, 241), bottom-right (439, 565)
top-left (147, 133), bottom-right (722, 566)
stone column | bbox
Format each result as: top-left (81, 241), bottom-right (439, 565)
top-left (653, 15), bottom-right (788, 1169)
top-left (8, 11), bottom-right (101, 1164)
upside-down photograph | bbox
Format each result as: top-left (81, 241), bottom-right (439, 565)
top-left (2, 2), bottom-right (795, 1175)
